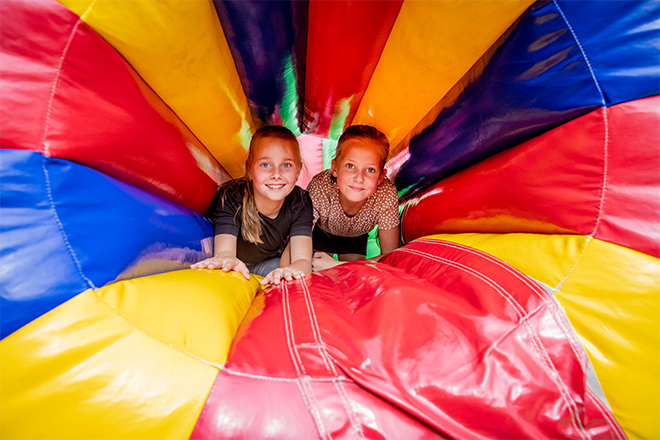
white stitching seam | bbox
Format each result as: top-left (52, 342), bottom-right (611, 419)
top-left (282, 283), bottom-right (305, 376)
top-left (549, 0), bottom-right (610, 297)
top-left (415, 238), bottom-right (588, 370)
top-left (586, 389), bottom-right (626, 440)
top-left (301, 278), bottom-right (365, 439)
top-left (551, 0), bottom-right (609, 239)
top-left (220, 366), bottom-right (349, 383)
top-left (282, 283), bottom-right (331, 439)
top-left (42, 20), bottom-right (80, 157)
top-left (412, 236), bottom-right (618, 431)
top-left (42, 157), bottom-right (96, 290)
top-left (397, 246), bottom-right (590, 439)
top-left (301, 278), bottom-right (336, 375)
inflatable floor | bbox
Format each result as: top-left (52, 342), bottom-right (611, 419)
top-left (1, 0), bottom-right (658, 438)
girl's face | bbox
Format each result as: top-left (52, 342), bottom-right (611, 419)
top-left (332, 139), bottom-right (384, 210)
top-left (248, 138), bottom-right (301, 211)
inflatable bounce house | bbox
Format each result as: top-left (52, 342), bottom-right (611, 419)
top-left (1, 0), bottom-right (658, 438)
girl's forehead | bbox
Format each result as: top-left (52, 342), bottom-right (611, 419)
top-left (253, 137), bottom-right (297, 159)
top-left (339, 139), bottom-right (385, 161)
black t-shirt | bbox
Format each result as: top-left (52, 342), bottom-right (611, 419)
top-left (210, 183), bottom-right (313, 265)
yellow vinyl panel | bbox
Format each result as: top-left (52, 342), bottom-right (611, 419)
top-left (421, 233), bottom-right (590, 289)
top-left (556, 239), bottom-right (660, 440)
top-left (353, 0), bottom-right (534, 150)
top-left (1, 289), bottom-right (219, 439)
top-left (97, 269), bottom-right (261, 365)
top-left (58, 0), bottom-right (254, 178)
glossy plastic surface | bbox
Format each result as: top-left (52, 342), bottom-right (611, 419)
top-left (0, 269), bottom-right (260, 439)
top-left (192, 240), bottom-right (623, 439)
top-left (0, 0), bottom-right (226, 213)
top-left (0, 0), bottom-right (656, 438)
top-left (402, 96), bottom-right (660, 259)
top-left (213, 0), bottom-right (307, 133)
top-left (304, 0), bottom-right (402, 139)
top-left (0, 150), bottom-right (213, 337)
top-left (393, 0), bottom-right (660, 200)
top-left (58, 0), bottom-right (254, 179)
top-left (352, 0), bottom-right (533, 149)
top-left (423, 233), bottom-right (660, 440)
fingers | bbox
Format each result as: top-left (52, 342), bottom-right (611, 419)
top-left (220, 259), bottom-right (250, 280)
top-left (236, 262), bottom-right (251, 280)
top-left (260, 268), bottom-right (304, 286)
top-left (191, 257), bottom-right (250, 279)
top-left (190, 258), bottom-right (216, 269)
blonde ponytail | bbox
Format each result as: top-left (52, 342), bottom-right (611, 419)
top-left (216, 178), bottom-right (263, 245)
top-left (240, 178), bottom-right (263, 244)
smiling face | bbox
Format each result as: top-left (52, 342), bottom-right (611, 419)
top-left (247, 137), bottom-right (301, 216)
top-left (331, 138), bottom-right (385, 214)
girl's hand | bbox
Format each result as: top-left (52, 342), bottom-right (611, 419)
top-left (261, 267), bottom-right (305, 286)
top-left (312, 252), bottom-right (341, 272)
top-left (191, 256), bottom-right (250, 280)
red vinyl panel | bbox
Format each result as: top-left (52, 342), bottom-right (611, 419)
top-left (304, 0), bottom-right (402, 138)
top-left (401, 106), bottom-right (606, 241)
top-left (0, 0), bottom-right (227, 214)
top-left (596, 96), bottom-right (660, 258)
top-left (191, 240), bottom-right (622, 439)
top-left (0, 0), bottom-right (76, 152)
top-left (401, 97), bottom-right (659, 258)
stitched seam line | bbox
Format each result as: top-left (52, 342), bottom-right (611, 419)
top-left (300, 376), bottom-right (332, 440)
top-left (402, 247), bottom-right (590, 438)
top-left (42, 19), bottom-right (83, 156)
top-left (521, 316), bottom-right (589, 439)
top-left (219, 366), bottom-right (349, 383)
top-left (295, 379), bottom-right (328, 439)
top-left (333, 378), bottom-right (366, 440)
top-left (552, 0), bottom-right (609, 238)
top-left (301, 279), bottom-right (364, 439)
top-left (416, 238), bottom-right (588, 369)
top-left (41, 156), bottom-right (96, 289)
top-left (301, 278), bottom-right (336, 375)
top-left (91, 290), bottom-right (227, 369)
top-left (282, 283), bottom-right (305, 375)
top-left (283, 284), bottom-right (330, 438)
top-left (555, 235), bottom-right (593, 292)
top-left (398, 248), bottom-right (527, 317)
top-left (586, 389), bottom-right (626, 440)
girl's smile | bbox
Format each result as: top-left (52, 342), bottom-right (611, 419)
top-left (332, 139), bottom-right (384, 216)
top-left (248, 138), bottom-right (300, 217)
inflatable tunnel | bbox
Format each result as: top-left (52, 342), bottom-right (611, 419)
top-left (1, 0), bottom-right (658, 438)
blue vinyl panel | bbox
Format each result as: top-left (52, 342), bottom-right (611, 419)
top-left (0, 149), bottom-right (213, 338)
top-left (213, 0), bottom-right (307, 134)
top-left (394, 0), bottom-right (659, 200)
top-left (555, 0), bottom-right (660, 106)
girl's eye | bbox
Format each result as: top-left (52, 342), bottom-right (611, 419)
top-left (260, 162), bottom-right (271, 168)
top-left (345, 163), bottom-right (355, 170)
top-left (366, 168), bottom-right (376, 174)
top-left (282, 163), bottom-right (292, 169)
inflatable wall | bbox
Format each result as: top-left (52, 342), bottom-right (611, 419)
top-left (1, 0), bottom-right (658, 438)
